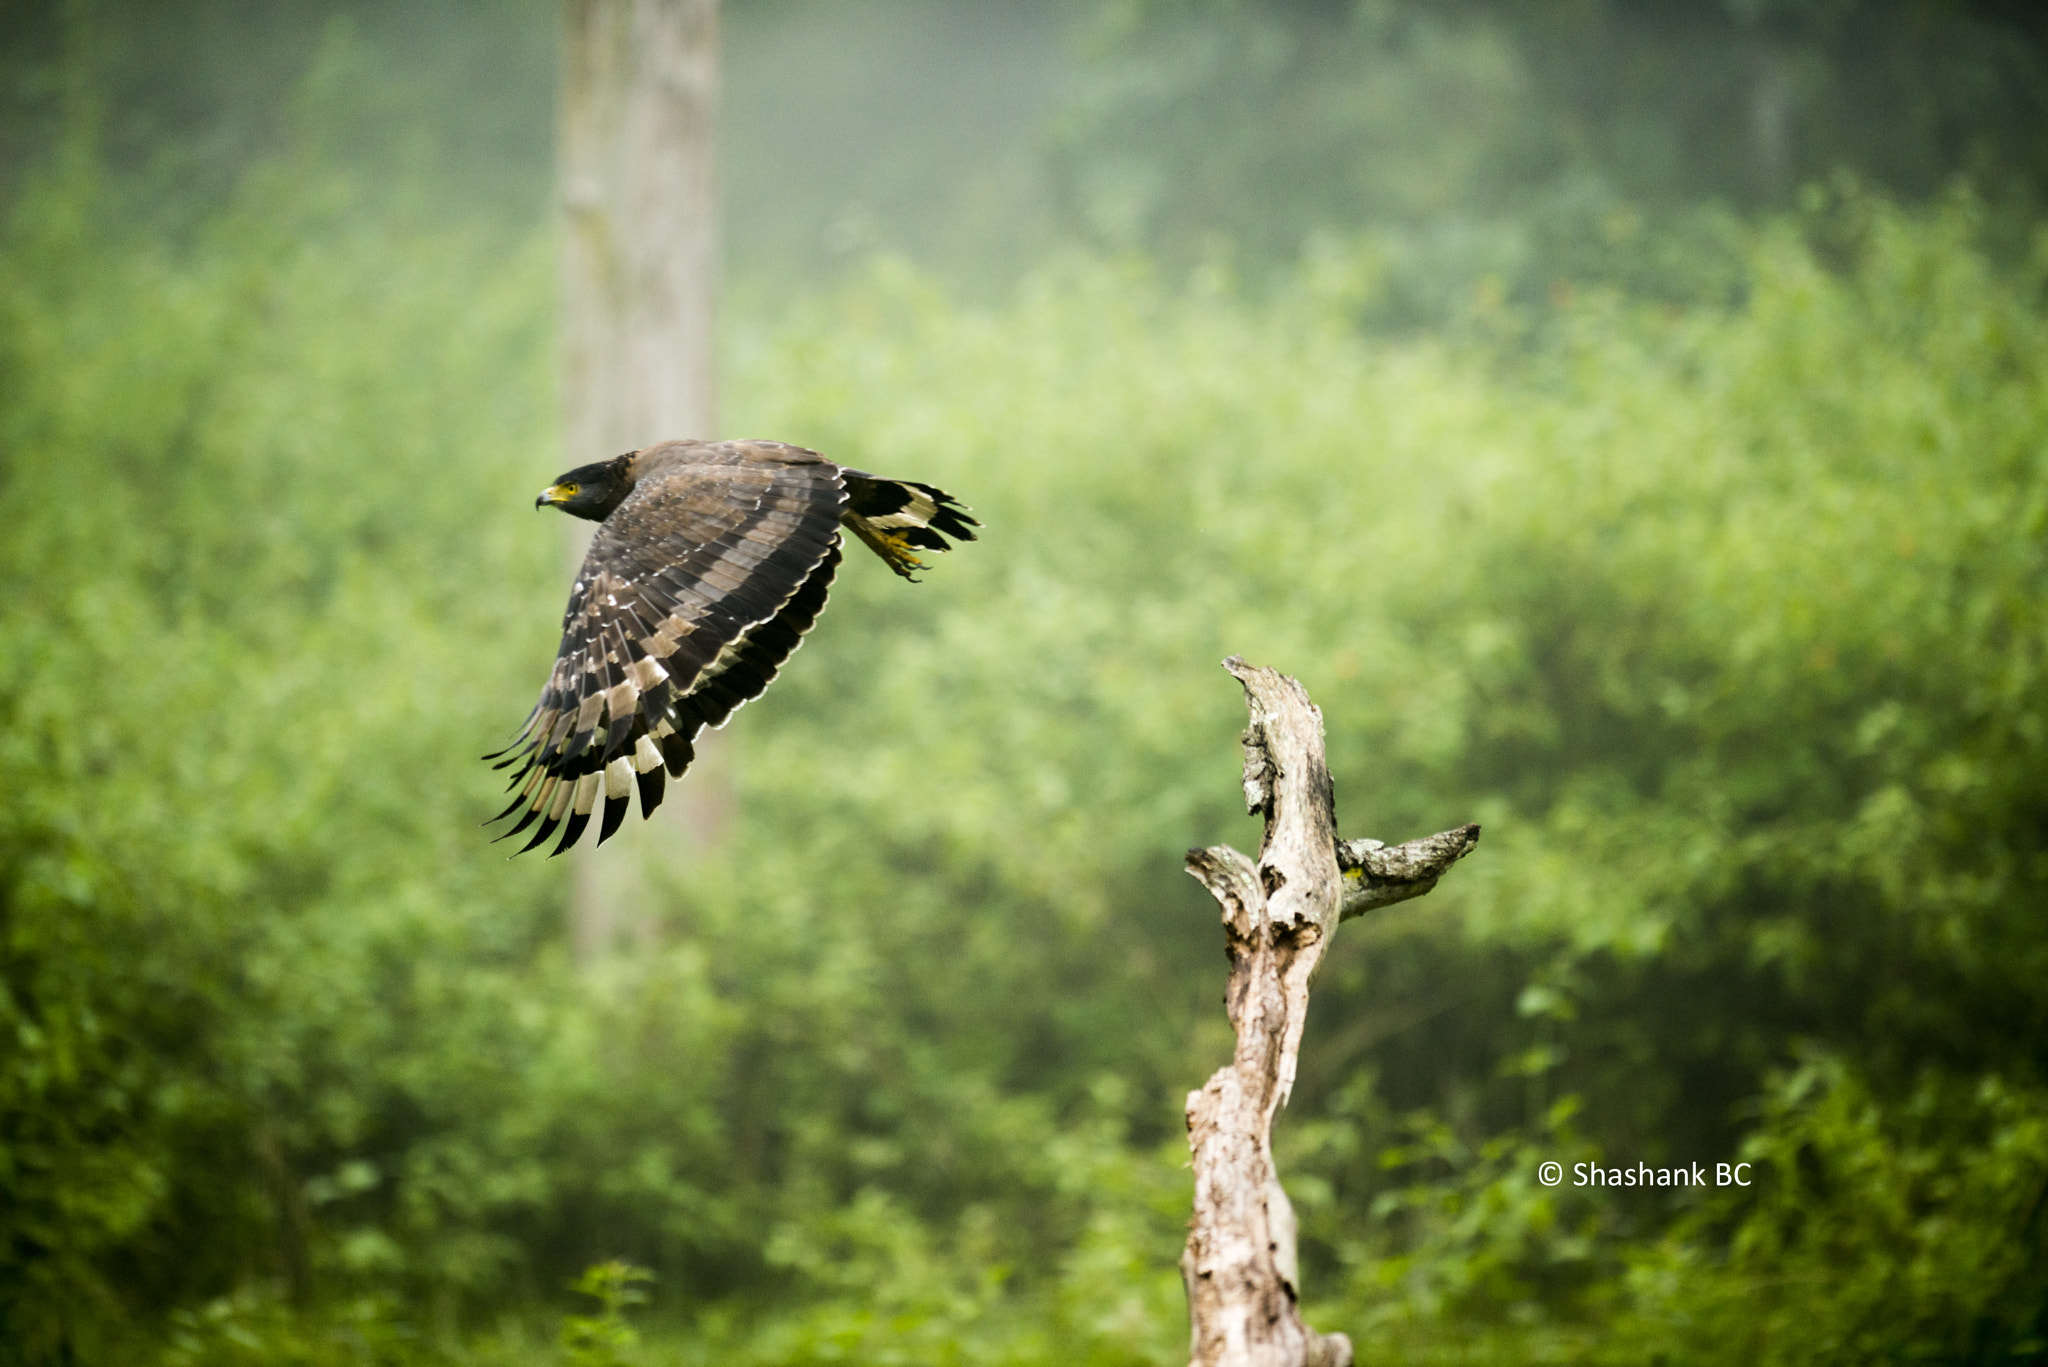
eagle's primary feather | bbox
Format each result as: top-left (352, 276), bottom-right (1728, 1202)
top-left (487, 439), bottom-right (976, 856)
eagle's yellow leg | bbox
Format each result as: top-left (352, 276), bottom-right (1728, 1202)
top-left (844, 518), bottom-right (928, 578)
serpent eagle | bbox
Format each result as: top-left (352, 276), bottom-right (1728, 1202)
top-left (487, 439), bottom-right (976, 856)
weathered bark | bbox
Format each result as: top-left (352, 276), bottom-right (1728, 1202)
top-left (559, 0), bottom-right (722, 960)
top-left (1337, 825), bottom-right (1482, 920)
top-left (1181, 659), bottom-right (1479, 1367)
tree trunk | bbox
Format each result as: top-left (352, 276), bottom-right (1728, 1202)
top-left (1181, 658), bottom-right (1479, 1367)
top-left (559, 0), bottom-right (723, 960)
top-left (1748, 40), bottom-right (1797, 204)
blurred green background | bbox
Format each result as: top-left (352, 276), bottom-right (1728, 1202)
top-left (3, 0), bottom-right (2047, 1362)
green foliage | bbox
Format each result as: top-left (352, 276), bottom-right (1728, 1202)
top-left (1055, 0), bottom-right (2048, 257)
top-left (3, 69), bottom-right (2047, 1367)
top-left (561, 1261), bottom-right (653, 1367)
top-left (1040, 0), bottom-right (2048, 333)
top-left (154, 1291), bottom-right (451, 1367)
top-left (1607, 1059), bottom-right (2048, 1364)
top-left (0, 137), bottom-right (564, 1357)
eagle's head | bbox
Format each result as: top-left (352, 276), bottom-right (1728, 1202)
top-left (537, 455), bottom-right (635, 522)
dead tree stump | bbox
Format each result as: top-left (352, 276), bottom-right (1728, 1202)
top-left (1181, 658), bottom-right (1479, 1367)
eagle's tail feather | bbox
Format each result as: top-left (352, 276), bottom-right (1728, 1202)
top-left (840, 474), bottom-right (979, 581)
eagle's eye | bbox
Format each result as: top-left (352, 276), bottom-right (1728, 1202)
top-left (559, 483), bottom-right (580, 497)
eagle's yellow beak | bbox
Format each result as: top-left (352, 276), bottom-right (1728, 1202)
top-left (537, 485), bottom-right (568, 508)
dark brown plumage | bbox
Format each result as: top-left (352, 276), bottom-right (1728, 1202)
top-left (486, 439), bottom-right (976, 855)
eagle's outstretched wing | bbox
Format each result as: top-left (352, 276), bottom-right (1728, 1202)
top-left (487, 443), bottom-right (844, 856)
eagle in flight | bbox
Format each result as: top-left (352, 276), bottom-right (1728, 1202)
top-left (486, 439), bottom-right (976, 856)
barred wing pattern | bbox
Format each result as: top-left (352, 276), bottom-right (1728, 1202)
top-left (488, 445), bottom-right (845, 856)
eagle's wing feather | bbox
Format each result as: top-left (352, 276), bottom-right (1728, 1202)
top-left (491, 443), bottom-right (846, 855)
